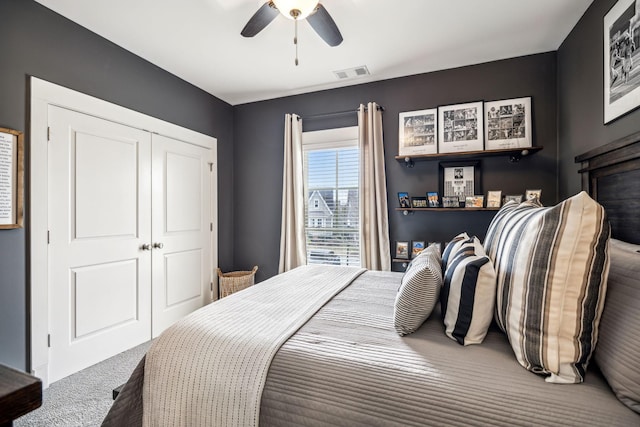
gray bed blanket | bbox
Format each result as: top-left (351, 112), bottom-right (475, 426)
top-left (103, 270), bottom-right (639, 426)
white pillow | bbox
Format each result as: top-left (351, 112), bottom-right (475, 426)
top-left (393, 245), bottom-right (442, 336)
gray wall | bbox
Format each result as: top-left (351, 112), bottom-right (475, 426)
top-left (0, 0), bottom-right (234, 370)
top-left (234, 53), bottom-right (558, 281)
top-left (558, 0), bottom-right (640, 198)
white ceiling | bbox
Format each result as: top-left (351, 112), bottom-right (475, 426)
top-left (34, 0), bottom-right (593, 106)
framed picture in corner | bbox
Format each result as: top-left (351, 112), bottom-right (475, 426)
top-left (484, 97), bottom-right (532, 150)
top-left (398, 109), bottom-right (438, 156)
top-left (604, 0), bottom-right (640, 123)
top-left (438, 101), bottom-right (484, 153)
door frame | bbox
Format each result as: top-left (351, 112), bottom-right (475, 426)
top-left (30, 77), bottom-right (218, 387)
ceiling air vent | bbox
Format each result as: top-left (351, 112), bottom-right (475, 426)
top-left (333, 65), bottom-right (370, 80)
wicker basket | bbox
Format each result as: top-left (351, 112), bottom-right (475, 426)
top-left (217, 266), bottom-right (258, 298)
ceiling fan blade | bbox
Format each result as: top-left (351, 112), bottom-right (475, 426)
top-left (241, 1), bottom-right (279, 38)
top-left (306, 4), bottom-right (343, 47)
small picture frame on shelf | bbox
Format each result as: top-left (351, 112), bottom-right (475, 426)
top-left (398, 109), bottom-right (438, 156)
top-left (427, 191), bottom-right (439, 207)
top-left (486, 190), bottom-right (502, 208)
top-left (485, 97), bottom-right (532, 150)
top-left (438, 101), bottom-right (484, 153)
top-left (465, 195), bottom-right (484, 208)
top-left (525, 189), bottom-right (542, 202)
top-left (398, 192), bottom-right (411, 208)
top-left (504, 194), bottom-right (523, 205)
top-left (442, 196), bottom-right (460, 208)
top-left (395, 241), bottom-right (410, 259)
top-left (411, 241), bottom-right (426, 258)
top-left (411, 196), bottom-right (427, 208)
top-left (439, 160), bottom-right (481, 205)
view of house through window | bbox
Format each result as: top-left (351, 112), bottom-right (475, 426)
top-left (303, 127), bottom-right (360, 266)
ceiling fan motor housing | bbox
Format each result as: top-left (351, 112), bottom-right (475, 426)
top-left (272, 0), bottom-right (319, 20)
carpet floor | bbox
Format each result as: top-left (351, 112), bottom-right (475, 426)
top-left (15, 340), bottom-right (152, 427)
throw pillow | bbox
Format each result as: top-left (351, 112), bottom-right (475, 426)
top-left (483, 191), bottom-right (610, 383)
top-left (441, 232), bottom-right (470, 271)
top-left (393, 245), bottom-right (442, 336)
top-left (441, 235), bottom-right (497, 345)
top-left (594, 239), bottom-right (640, 413)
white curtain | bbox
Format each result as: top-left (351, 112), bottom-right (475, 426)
top-left (278, 113), bottom-right (307, 273)
top-left (358, 102), bottom-right (391, 271)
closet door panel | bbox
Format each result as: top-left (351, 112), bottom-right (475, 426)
top-left (48, 105), bottom-right (152, 383)
top-left (151, 134), bottom-right (212, 337)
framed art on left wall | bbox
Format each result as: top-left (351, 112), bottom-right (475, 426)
top-left (0, 127), bottom-right (24, 229)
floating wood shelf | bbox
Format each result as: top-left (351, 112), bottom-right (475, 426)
top-left (395, 207), bottom-right (500, 213)
top-left (395, 146), bottom-right (543, 166)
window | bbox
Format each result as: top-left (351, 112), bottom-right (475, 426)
top-left (303, 127), bottom-right (359, 267)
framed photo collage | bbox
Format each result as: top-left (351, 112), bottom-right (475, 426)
top-left (398, 97), bottom-right (533, 157)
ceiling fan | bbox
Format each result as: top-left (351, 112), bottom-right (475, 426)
top-left (241, 0), bottom-right (343, 65)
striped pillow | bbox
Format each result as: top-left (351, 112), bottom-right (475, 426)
top-left (484, 191), bottom-right (610, 383)
top-left (441, 235), bottom-right (497, 345)
top-left (442, 232), bottom-right (470, 271)
top-left (393, 245), bottom-right (442, 336)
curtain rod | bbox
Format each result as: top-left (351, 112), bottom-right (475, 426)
top-left (299, 105), bottom-right (384, 120)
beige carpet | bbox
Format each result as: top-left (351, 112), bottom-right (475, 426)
top-left (15, 341), bottom-right (152, 427)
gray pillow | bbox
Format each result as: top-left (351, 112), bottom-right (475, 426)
top-left (594, 238), bottom-right (640, 413)
top-left (393, 245), bottom-right (442, 336)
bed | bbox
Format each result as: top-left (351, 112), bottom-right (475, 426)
top-left (103, 135), bottom-right (640, 426)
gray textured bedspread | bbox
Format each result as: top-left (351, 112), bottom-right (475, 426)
top-left (103, 270), bottom-right (639, 426)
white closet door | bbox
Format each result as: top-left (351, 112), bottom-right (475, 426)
top-left (151, 134), bottom-right (212, 337)
top-left (48, 106), bottom-right (152, 383)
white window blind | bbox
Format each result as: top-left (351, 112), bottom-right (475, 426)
top-left (303, 127), bottom-right (360, 267)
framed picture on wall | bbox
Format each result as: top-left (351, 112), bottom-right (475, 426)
top-left (484, 97), bottom-right (532, 150)
top-left (0, 127), bottom-right (24, 229)
top-left (604, 0), bottom-right (640, 123)
top-left (439, 161), bottom-right (481, 205)
top-left (438, 101), bottom-right (484, 153)
top-left (398, 108), bottom-right (438, 156)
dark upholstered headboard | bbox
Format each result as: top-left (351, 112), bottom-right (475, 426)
top-left (576, 131), bottom-right (640, 245)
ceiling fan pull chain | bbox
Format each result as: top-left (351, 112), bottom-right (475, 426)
top-left (294, 17), bottom-right (299, 66)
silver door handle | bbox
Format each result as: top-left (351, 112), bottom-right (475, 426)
top-left (141, 243), bottom-right (151, 251)
top-left (153, 242), bottom-right (164, 249)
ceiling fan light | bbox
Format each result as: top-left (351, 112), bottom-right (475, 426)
top-left (272, 0), bottom-right (319, 20)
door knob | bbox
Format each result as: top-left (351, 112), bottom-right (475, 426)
top-left (141, 243), bottom-right (151, 251)
top-left (153, 242), bottom-right (164, 249)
